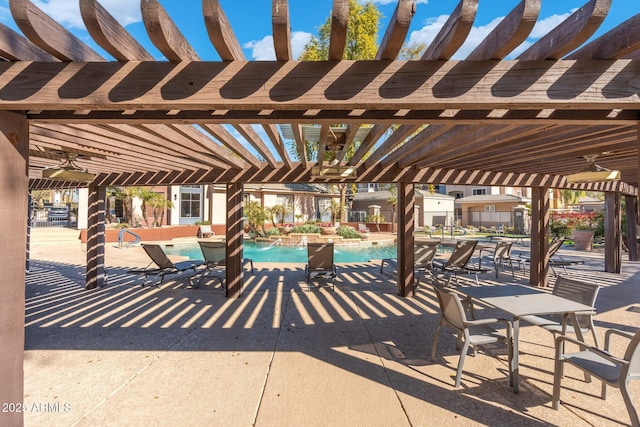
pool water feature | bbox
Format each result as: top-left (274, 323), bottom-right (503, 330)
top-left (163, 241), bottom-right (398, 264)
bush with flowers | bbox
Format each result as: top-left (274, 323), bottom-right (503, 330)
top-left (550, 211), bottom-right (604, 239)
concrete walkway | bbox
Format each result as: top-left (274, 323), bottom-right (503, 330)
top-left (23, 228), bottom-right (640, 426)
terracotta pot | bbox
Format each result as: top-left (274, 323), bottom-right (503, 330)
top-left (573, 230), bottom-right (594, 251)
top-left (320, 226), bottom-right (336, 235)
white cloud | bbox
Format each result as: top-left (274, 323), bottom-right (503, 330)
top-left (244, 31), bottom-right (312, 60)
top-left (244, 35), bottom-right (276, 60)
top-left (529, 11), bottom-right (575, 39)
top-left (291, 31), bottom-right (312, 60)
top-left (452, 16), bottom-right (503, 59)
top-left (32, 0), bottom-right (140, 30)
top-left (406, 15), bottom-right (448, 47)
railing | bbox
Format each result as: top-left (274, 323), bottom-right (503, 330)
top-left (117, 229), bottom-right (141, 248)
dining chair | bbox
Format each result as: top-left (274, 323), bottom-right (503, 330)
top-left (553, 328), bottom-right (640, 427)
top-left (430, 284), bottom-right (513, 388)
top-left (492, 241), bottom-right (514, 278)
top-left (520, 275), bottom-right (600, 347)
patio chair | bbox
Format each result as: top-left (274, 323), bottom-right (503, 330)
top-left (520, 237), bottom-right (584, 276)
top-left (520, 275), bottom-right (601, 347)
top-left (198, 224), bottom-right (215, 238)
top-left (357, 223), bottom-right (370, 234)
top-left (128, 243), bottom-right (204, 287)
top-left (491, 241), bottom-right (515, 278)
top-left (431, 240), bottom-right (480, 286)
top-left (305, 242), bottom-right (337, 291)
top-left (414, 241), bottom-right (440, 287)
top-left (195, 240), bottom-right (255, 288)
top-left (552, 328), bottom-right (640, 427)
top-left (430, 284), bottom-right (513, 388)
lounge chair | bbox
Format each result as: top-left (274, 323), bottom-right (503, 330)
top-left (430, 284), bottom-right (513, 388)
top-left (431, 240), bottom-right (483, 286)
top-left (128, 243), bottom-right (204, 287)
top-left (198, 224), bottom-right (215, 238)
top-left (305, 242), bottom-right (337, 291)
top-left (357, 223), bottom-right (370, 233)
top-left (520, 237), bottom-right (584, 276)
top-left (414, 241), bottom-right (440, 287)
top-left (195, 240), bottom-right (255, 288)
top-left (520, 275), bottom-right (600, 347)
top-left (379, 240), bottom-right (439, 275)
top-left (553, 328), bottom-right (640, 427)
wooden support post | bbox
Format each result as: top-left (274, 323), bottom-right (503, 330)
top-left (604, 192), bottom-right (622, 273)
top-left (0, 111), bottom-right (28, 426)
top-left (397, 182), bottom-right (415, 297)
top-left (625, 194), bottom-right (638, 261)
top-left (86, 184), bottom-right (107, 289)
top-left (530, 187), bottom-right (550, 287)
top-left (226, 183), bottom-right (244, 298)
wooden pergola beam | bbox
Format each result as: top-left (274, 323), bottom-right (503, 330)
top-left (518, 0), bottom-right (611, 60)
top-left (1, 60), bottom-right (638, 111)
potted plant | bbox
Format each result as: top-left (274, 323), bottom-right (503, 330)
top-left (569, 212), bottom-right (598, 251)
top-left (319, 222), bottom-right (336, 235)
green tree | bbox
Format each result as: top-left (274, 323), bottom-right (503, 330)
top-left (385, 184), bottom-right (398, 231)
top-left (299, 0), bottom-right (381, 62)
top-left (149, 192), bottom-right (173, 227)
top-left (245, 201), bottom-right (268, 236)
top-left (295, 1), bottom-right (382, 162)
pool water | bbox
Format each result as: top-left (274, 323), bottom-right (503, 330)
top-left (163, 241), bottom-right (398, 263)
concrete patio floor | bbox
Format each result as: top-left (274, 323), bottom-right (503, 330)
top-left (23, 229), bottom-right (640, 426)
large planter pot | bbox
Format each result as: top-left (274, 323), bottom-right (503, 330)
top-left (573, 230), bottom-right (594, 251)
top-left (320, 226), bottom-right (336, 235)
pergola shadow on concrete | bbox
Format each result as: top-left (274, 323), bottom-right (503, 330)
top-left (1, 0), bottom-right (639, 422)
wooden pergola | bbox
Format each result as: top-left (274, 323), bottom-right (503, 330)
top-left (1, 0), bottom-right (639, 421)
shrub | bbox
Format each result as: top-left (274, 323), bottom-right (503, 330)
top-left (195, 220), bottom-right (211, 226)
top-left (336, 226), bottom-right (362, 239)
top-left (550, 221), bottom-right (572, 238)
top-left (291, 224), bottom-right (322, 234)
top-left (265, 227), bottom-right (281, 237)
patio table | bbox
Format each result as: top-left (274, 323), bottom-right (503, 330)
top-left (455, 284), bottom-right (593, 393)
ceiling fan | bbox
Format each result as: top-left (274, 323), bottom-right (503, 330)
top-left (42, 152), bottom-right (95, 182)
top-left (565, 154), bottom-right (620, 184)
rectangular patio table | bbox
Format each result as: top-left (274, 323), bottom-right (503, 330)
top-left (455, 284), bottom-right (593, 393)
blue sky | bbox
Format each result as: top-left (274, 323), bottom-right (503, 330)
top-left (1, 0), bottom-right (638, 61)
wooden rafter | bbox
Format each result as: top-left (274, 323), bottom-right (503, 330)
top-left (272, 0), bottom-right (291, 61)
top-left (80, 0), bottom-right (153, 61)
top-left (466, 0), bottom-right (540, 60)
top-left (518, 0), bottom-right (611, 60)
top-left (328, 0), bottom-right (349, 60)
top-left (203, 0), bottom-right (245, 61)
top-left (141, 0), bottom-right (200, 61)
top-left (421, 0), bottom-right (478, 60)
top-left (375, 0), bottom-right (415, 60)
top-left (9, 0), bottom-right (103, 61)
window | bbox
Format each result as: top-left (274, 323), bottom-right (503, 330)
top-left (275, 194), bottom-right (294, 223)
top-left (484, 205), bottom-right (496, 212)
top-left (315, 197), bottom-right (333, 221)
top-left (180, 186), bottom-right (202, 219)
top-left (472, 188), bottom-right (487, 195)
top-left (449, 191), bottom-right (463, 199)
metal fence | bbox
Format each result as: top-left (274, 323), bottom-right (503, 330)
top-left (30, 203), bottom-right (78, 228)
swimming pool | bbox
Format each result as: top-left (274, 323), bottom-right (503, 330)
top-left (163, 241), bottom-right (398, 263)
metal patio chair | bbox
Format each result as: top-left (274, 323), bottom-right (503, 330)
top-left (430, 284), bottom-right (513, 388)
